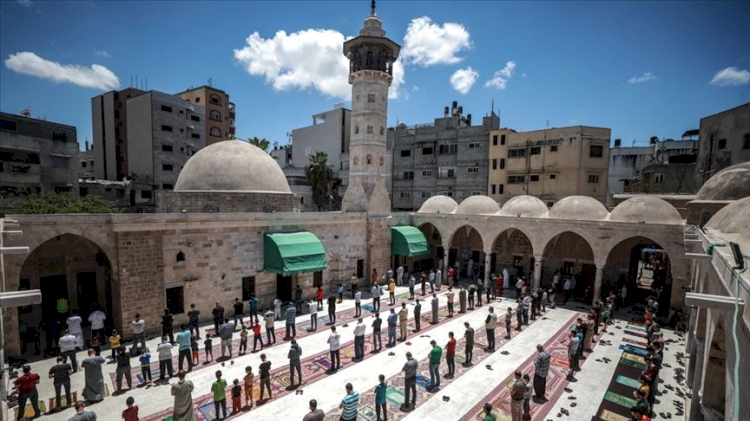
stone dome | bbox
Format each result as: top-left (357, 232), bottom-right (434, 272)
top-left (705, 196), bottom-right (750, 256)
top-left (609, 196), bottom-right (683, 224)
top-left (548, 196), bottom-right (609, 220)
top-left (417, 195), bottom-right (458, 214)
top-left (696, 162), bottom-right (750, 201)
top-left (175, 141), bottom-right (291, 193)
top-left (455, 195), bottom-right (501, 215)
top-left (499, 195), bottom-right (548, 217)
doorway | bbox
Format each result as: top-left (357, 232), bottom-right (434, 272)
top-left (76, 272), bottom-right (98, 321)
top-left (40, 275), bottom-right (67, 322)
top-left (277, 274), bottom-right (293, 302)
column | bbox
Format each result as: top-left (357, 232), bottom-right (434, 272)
top-left (442, 241), bottom-right (450, 284)
top-left (690, 337), bottom-right (705, 421)
top-left (533, 255), bottom-right (543, 290)
top-left (484, 250), bottom-right (491, 287)
top-left (593, 263), bottom-right (604, 303)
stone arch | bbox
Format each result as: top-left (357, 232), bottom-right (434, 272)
top-left (541, 231), bottom-right (596, 303)
top-left (448, 225), bottom-right (485, 281)
top-left (408, 222), bottom-right (444, 272)
top-left (490, 228), bottom-right (535, 279)
top-left (603, 236), bottom-right (672, 312)
top-left (366, 154), bottom-right (372, 165)
top-left (353, 156), bottom-right (359, 166)
top-left (702, 314), bottom-right (727, 413)
top-left (379, 155), bottom-right (384, 166)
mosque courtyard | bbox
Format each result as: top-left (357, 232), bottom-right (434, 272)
top-left (9, 285), bottom-right (688, 421)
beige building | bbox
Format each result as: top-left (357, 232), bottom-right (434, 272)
top-left (488, 126), bottom-right (611, 206)
top-left (176, 85), bottom-right (236, 145)
top-left (696, 102), bottom-right (750, 186)
top-left (91, 87), bottom-right (145, 181)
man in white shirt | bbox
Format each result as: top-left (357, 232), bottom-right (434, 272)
top-left (88, 305), bottom-right (107, 345)
top-left (131, 313), bottom-right (146, 351)
top-left (435, 268), bottom-right (442, 291)
top-left (309, 300), bottom-right (318, 331)
top-left (354, 290), bottom-right (362, 317)
top-left (66, 309), bottom-right (84, 350)
top-left (264, 308), bottom-right (276, 344)
top-left (396, 265), bottom-right (404, 286)
top-left (274, 298), bottom-right (282, 321)
top-left (58, 329), bottom-right (78, 372)
top-left (327, 326), bottom-right (341, 373)
top-left (371, 284), bottom-right (381, 312)
top-left (157, 336), bottom-right (174, 380)
top-left (353, 318), bottom-right (366, 361)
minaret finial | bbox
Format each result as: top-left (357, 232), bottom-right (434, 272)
top-left (371, 0), bottom-right (376, 15)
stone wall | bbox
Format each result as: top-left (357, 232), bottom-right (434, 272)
top-left (157, 191), bottom-right (300, 213)
top-left (117, 231), bottom-right (164, 337)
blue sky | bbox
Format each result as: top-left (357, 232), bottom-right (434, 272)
top-left (1, 0), bottom-right (749, 150)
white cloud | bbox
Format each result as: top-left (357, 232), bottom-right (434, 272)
top-left (94, 50), bottom-right (110, 58)
top-left (400, 16), bottom-right (472, 67)
top-left (628, 72), bottom-right (657, 84)
top-left (484, 61), bottom-right (516, 90)
top-left (234, 28), bottom-right (404, 100)
top-left (4, 52), bottom-right (120, 90)
top-left (449, 67), bottom-right (478, 95)
top-left (710, 66), bottom-right (750, 87)
top-left (16, 0), bottom-right (33, 7)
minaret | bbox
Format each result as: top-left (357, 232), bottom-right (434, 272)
top-left (342, 1), bottom-right (400, 283)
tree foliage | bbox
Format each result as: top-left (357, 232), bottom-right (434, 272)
top-left (1, 191), bottom-right (121, 214)
top-left (247, 136), bottom-right (270, 152)
top-left (304, 151), bottom-right (336, 211)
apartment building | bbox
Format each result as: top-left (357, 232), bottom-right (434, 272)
top-left (176, 85), bottom-right (235, 144)
top-left (0, 110), bottom-right (79, 194)
top-left (390, 102), bottom-right (500, 211)
top-left (488, 125), bottom-right (611, 206)
top-left (696, 102), bottom-right (750, 186)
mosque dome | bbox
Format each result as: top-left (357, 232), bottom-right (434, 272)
top-left (418, 195), bottom-right (458, 214)
top-left (548, 196), bottom-right (609, 220)
top-left (609, 196), bottom-right (683, 224)
top-left (455, 195), bottom-right (501, 215)
top-left (175, 140), bottom-right (291, 193)
top-left (696, 162), bottom-right (750, 201)
top-left (498, 195), bottom-right (548, 217)
top-left (705, 196), bottom-right (750, 257)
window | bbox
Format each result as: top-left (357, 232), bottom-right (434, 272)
top-left (210, 110), bottom-right (221, 121)
top-left (0, 119), bottom-right (17, 131)
top-left (438, 167), bottom-right (456, 178)
top-left (162, 183), bottom-right (174, 189)
top-left (166, 286), bottom-right (185, 314)
top-left (717, 138), bottom-right (727, 149)
top-left (161, 125), bottom-right (173, 132)
top-left (399, 192), bottom-right (411, 198)
top-left (176, 251), bottom-right (185, 262)
top-left (210, 127), bottom-right (221, 137)
top-left (79, 187), bottom-right (88, 197)
top-left (242, 276), bottom-right (256, 301)
top-left (368, 94), bottom-right (375, 103)
top-left (421, 192), bottom-right (431, 198)
top-left (161, 105), bottom-right (172, 112)
top-left (191, 133), bottom-right (200, 139)
top-left (54, 186), bottom-right (71, 193)
top-left (52, 131), bottom-right (68, 142)
top-left (498, 184), bottom-right (504, 194)
top-left (81, 161), bottom-right (87, 168)
top-left (550, 174), bottom-right (557, 179)
top-left (468, 142), bottom-right (481, 149)
top-left (400, 149), bottom-right (411, 157)
top-left (444, 191), bottom-right (454, 197)
top-left (366, 154), bottom-right (372, 165)
top-left (530, 147), bottom-right (541, 155)
top-left (508, 175), bottom-right (525, 184)
top-left (162, 164), bottom-right (173, 171)
top-left (367, 126), bottom-right (373, 134)
top-left (492, 159), bottom-right (498, 170)
top-left (471, 191), bottom-right (482, 196)
top-left (508, 148), bottom-right (526, 158)
top-left (402, 171), bottom-right (414, 180)
top-left (500, 159), bottom-right (505, 169)
top-left (654, 173), bottom-right (665, 183)
top-left (467, 167), bottom-right (479, 173)
top-left (550, 145), bottom-right (558, 152)
top-left (313, 271), bottom-right (323, 288)
top-left (500, 134), bottom-right (506, 145)
top-left (191, 115), bottom-right (200, 122)
top-left (530, 175), bottom-right (540, 182)
top-left (356, 259), bottom-right (364, 278)
top-left (194, 97), bottom-right (200, 103)
top-left (422, 170), bottom-right (432, 177)
top-left (588, 174), bottom-right (600, 184)
top-left (744, 133), bottom-right (750, 150)
top-left (422, 147), bottom-right (433, 155)
top-left (439, 144), bottom-right (457, 154)
top-left (52, 156), bottom-right (70, 168)
top-left (141, 190), bottom-right (153, 199)
top-left (492, 135), bottom-right (498, 145)
top-left (589, 145), bottom-right (603, 158)
top-left (210, 94), bottom-right (221, 105)
top-left (491, 184), bottom-right (497, 194)
top-left (162, 144), bottom-right (173, 152)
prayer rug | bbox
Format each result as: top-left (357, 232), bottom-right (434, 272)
top-left (415, 374), bottom-right (431, 389)
top-left (621, 352), bottom-right (646, 365)
top-left (13, 400), bottom-right (47, 418)
top-left (597, 408), bottom-right (629, 421)
top-left (621, 337), bottom-right (647, 347)
top-left (48, 391), bottom-right (77, 411)
top-left (618, 344), bottom-right (649, 357)
top-left (357, 404), bottom-right (378, 421)
top-left (312, 356), bottom-right (332, 371)
top-left (385, 387), bottom-right (405, 406)
top-left (619, 357), bottom-right (648, 370)
top-left (615, 375), bottom-right (641, 388)
top-left (603, 391), bottom-right (636, 408)
top-left (624, 325), bottom-right (647, 332)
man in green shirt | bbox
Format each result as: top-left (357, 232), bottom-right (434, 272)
top-left (211, 370), bottom-right (228, 419)
top-left (427, 340), bottom-right (442, 391)
top-left (482, 403), bottom-right (497, 421)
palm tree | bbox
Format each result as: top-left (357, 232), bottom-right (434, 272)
top-left (247, 136), bottom-right (270, 152)
top-left (304, 151), bottom-right (335, 211)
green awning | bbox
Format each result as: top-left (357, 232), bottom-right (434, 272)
top-left (264, 232), bottom-right (328, 275)
top-left (392, 226), bottom-right (430, 257)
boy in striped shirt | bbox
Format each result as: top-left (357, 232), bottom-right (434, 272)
top-left (339, 383), bottom-right (360, 421)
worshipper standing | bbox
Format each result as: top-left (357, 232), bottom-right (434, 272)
top-left (339, 383), bottom-right (360, 421)
top-left (401, 352), bottom-right (418, 411)
top-left (140, 348), bottom-right (153, 384)
top-left (162, 309), bottom-right (175, 344)
top-left (533, 344), bottom-right (551, 399)
top-left (211, 370), bottom-right (228, 420)
top-left (375, 374), bottom-right (388, 421)
top-left (408, 276), bottom-right (415, 300)
top-left (505, 307), bottom-right (513, 339)
top-left (253, 322), bottom-right (263, 352)
top-left (510, 371), bottom-right (526, 421)
top-left (14, 365), bottom-right (41, 420)
top-left (204, 336), bottom-right (213, 363)
top-left (583, 314), bottom-right (595, 352)
top-left (131, 313), bottom-right (146, 352)
top-left (295, 285), bottom-right (304, 313)
top-left (274, 298), bottom-right (282, 321)
top-left (485, 307), bottom-right (497, 352)
top-left (468, 283), bottom-right (476, 310)
top-left (122, 396), bottom-right (138, 421)
top-left (188, 304), bottom-right (201, 339)
top-left (396, 264), bottom-right (404, 286)
top-left (316, 287), bottom-right (324, 308)
top-left (249, 295), bottom-right (260, 326)
top-left (285, 303), bottom-right (297, 339)
top-left (66, 309), bottom-right (84, 350)
top-left (435, 268), bottom-right (442, 291)
top-left (459, 285), bottom-right (467, 313)
top-left (337, 284), bottom-right (345, 303)
top-left (522, 373), bottom-right (533, 419)
top-left (568, 329), bottom-right (581, 378)
top-left (476, 280), bottom-right (484, 307)
top-left (231, 379), bottom-right (242, 415)
top-left (515, 299), bottom-right (524, 332)
top-left (212, 302), bottom-right (225, 334)
top-left (240, 327), bottom-right (249, 355)
top-left (115, 346), bottom-right (132, 392)
top-left (398, 303), bottom-right (408, 341)
top-left (68, 401), bottom-right (97, 421)
top-left (427, 340), bottom-right (442, 392)
top-left (171, 370), bottom-right (196, 421)
top-left (177, 324), bottom-right (193, 372)
top-left (354, 289), bottom-right (362, 317)
top-left (431, 294), bottom-right (439, 324)
top-left (233, 298), bottom-right (244, 328)
top-left (88, 305), bottom-right (107, 345)
top-left (244, 366), bottom-right (255, 409)
top-left (420, 273), bottom-right (427, 296)
top-left (327, 294), bottom-right (337, 324)
top-left (354, 318), bottom-right (366, 361)
top-left (309, 300), bottom-right (319, 331)
top-left (59, 330), bottom-right (78, 372)
top-left (219, 319), bottom-right (234, 358)
top-left (80, 349), bottom-right (105, 403)
top-left (447, 287), bottom-right (455, 317)
top-left (158, 336), bottom-right (174, 381)
top-left (259, 354), bottom-right (273, 400)
top-left (482, 403), bottom-right (497, 421)
top-left (429, 269), bottom-right (436, 293)
top-left (49, 356), bottom-right (73, 411)
top-left (388, 279), bottom-right (396, 306)
top-left (304, 399), bottom-right (325, 421)
top-left (371, 283), bottom-right (382, 312)
top-left (371, 312), bottom-right (383, 352)
top-left (387, 309), bottom-right (397, 347)
top-left (327, 326), bottom-right (341, 373)
top-left (445, 332), bottom-right (456, 379)
top-left (463, 322), bottom-right (474, 367)
top-left (288, 339), bottom-right (303, 387)
top-left (264, 308), bottom-right (276, 344)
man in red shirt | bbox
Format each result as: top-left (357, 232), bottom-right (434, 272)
top-left (122, 396), bottom-right (138, 421)
top-left (445, 332), bottom-right (457, 379)
top-left (13, 365), bottom-right (41, 420)
top-left (253, 322), bottom-right (263, 351)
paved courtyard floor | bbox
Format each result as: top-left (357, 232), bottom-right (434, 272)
top-left (7, 286), bottom-right (689, 421)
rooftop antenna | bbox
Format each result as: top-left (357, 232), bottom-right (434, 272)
top-left (208, 77), bottom-right (213, 87)
top-left (371, 0), bottom-right (376, 15)
top-left (491, 98), bottom-right (494, 116)
top-left (145, 77), bottom-right (148, 90)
